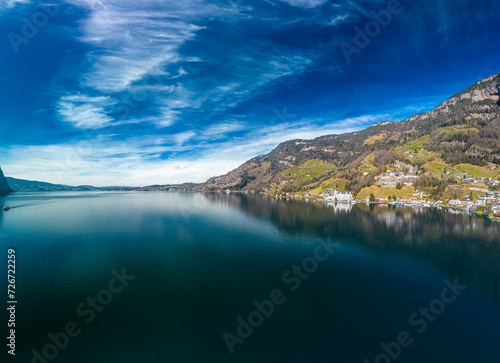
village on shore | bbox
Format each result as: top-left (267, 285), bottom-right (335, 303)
top-left (242, 166), bottom-right (500, 219)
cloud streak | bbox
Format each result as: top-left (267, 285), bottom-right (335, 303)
top-left (0, 0), bottom-right (30, 10)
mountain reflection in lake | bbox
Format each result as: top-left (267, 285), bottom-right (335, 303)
top-left (204, 192), bottom-right (500, 304)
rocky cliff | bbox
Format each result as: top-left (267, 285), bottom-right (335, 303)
top-left (0, 168), bottom-right (14, 196)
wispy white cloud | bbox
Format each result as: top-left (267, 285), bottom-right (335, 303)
top-left (278, 0), bottom-right (329, 8)
top-left (201, 122), bottom-right (247, 138)
top-left (58, 94), bottom-right (116, 129)
top-left (0, 0), bottom-right (30, 10)
top-left (329, 13), bottom-right (349, 26)
top-left (173, 131), bottom-right (196, 145)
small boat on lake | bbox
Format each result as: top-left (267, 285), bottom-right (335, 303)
top-left (3, 206), bottom-right (10, 211)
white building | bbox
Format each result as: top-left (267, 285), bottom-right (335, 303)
top-left (475, 196), bottom-right (486, 206)
top-left (324, 189), bottom-right (354, 203)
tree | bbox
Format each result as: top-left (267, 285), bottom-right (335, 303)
top-left (369, 193), bottom-right (375, 203)
top-left (396, 182), bottom-right (402, 190)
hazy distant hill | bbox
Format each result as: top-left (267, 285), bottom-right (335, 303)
top-left (4, 177), bottom-right (199, 192)
top-left (0, 168), bottom-right (14, 196)
top-left (5, 177), bottom-right (100, 192)
top-left (203, 73), bottom-right (500, 197)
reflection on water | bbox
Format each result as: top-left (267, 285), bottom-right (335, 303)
top-left (325, 201), bottom-right (353, 213)
top-left (205, 192), bottom-right (500, 304)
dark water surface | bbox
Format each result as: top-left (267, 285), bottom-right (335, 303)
top-left (1, 192), bottom-right (500, 363)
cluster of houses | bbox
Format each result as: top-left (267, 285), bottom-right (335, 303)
top-left (448, 192), bottom-right (500, 214)
top-left (376, 171), bottom-right (418, 187)
top-left (453, 171), bottom-right (499, 186)
top-left (361, 189), bottom-right (500, 213)
top-left (457, 175), bottom-right (494, 185)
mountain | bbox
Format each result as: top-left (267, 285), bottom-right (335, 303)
top-left (0, 168), bottom-right (14, 196)
top-left (202, 73), bottom-right (500, 197)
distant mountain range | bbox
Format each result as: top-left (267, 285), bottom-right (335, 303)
top-left (1, 176), bottom-right (198, 193)
top-left (202, 73), bottom-right (500, 198)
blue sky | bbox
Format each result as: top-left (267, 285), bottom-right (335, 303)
top-left (0, 0), bottom-right (499, 186)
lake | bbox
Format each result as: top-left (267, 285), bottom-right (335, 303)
top-left (1, 191), bottom-right (500, 363)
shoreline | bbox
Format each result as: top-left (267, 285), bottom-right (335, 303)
top-left (3, 189), bottom-right (500, 222)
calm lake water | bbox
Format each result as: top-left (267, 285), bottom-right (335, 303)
top-left (1, 192), bottom-right (500, 363)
